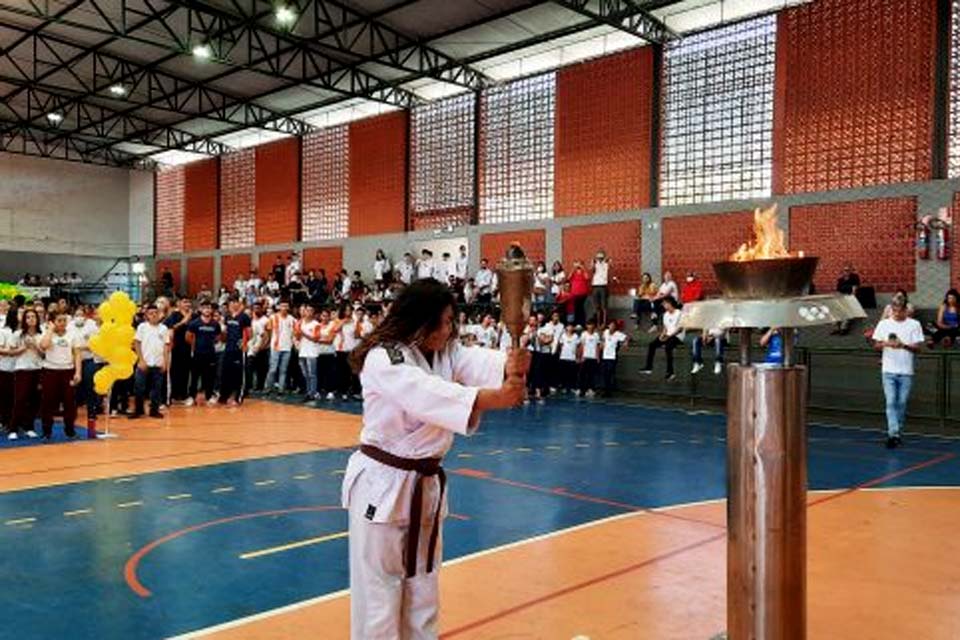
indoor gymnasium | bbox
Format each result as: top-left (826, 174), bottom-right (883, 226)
top-left (0, 0), bottom-right (959, 639)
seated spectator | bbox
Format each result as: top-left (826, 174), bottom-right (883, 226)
top-left (680, 272), bottom-right (703, 306)
top-left (760, 327), bottom-right (798, 364)
top-left (651, 271), bottom-right (680, 333)
top-left (632, 272), bottom-right (658, 331)
top-left (833, 264), bottom-right (861, 334)
top-left (692, 327), bottom-right (726, 376)
top-left (931, 288), bottom-right (960, 347)
top-left (639, 296), bottom-right (682, 381)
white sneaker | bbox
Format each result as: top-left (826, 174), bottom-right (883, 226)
top-left (573, 389), bottom-right (581, 397)
top-left (714, 362), bottom-right (723, 375)
top-left (691, 362), bottom-right (704, 375)
top-left (184, 397), bottom-right (195, 407)
top-left (7, 432), bottom-right (17, 441)
top-left (585, 389), bottom-right (596, 398)
top-left (26, 430), bottom-right (37, 438)
top-left (326, 392), bottom-right (335, 401)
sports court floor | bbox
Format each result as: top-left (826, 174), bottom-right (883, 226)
top-left (1, 399), bottom-right (959, 640)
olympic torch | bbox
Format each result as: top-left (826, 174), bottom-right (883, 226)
top-left (496, 243), bottom-right (533, 349)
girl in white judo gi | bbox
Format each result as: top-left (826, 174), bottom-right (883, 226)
top-left (342, 279), bottom-right (530, 639)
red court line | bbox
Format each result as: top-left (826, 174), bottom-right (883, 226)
top-left (123, 505), bottom-right (341, 597)
top-left (442, 452), bottom-right (958, 637)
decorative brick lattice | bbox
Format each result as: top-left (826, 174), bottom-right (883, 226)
top-left (302, 126), bottom-right (349, 241)
top-left (155, 167), bottom-right (184, 254)
top-left (789, 198), bottom-right (917, 293)
top-left (661, 15), bottom-right (776, 205)
top-left (186, 257), bottom-right (214, 297)
top-left (219, 149), bottom-right (256, 249)
top-left (562, 222), bottom-right (642, 295)
top-left (950, 0), bottom-right (960, 178)
top-left (410, 93), bottom-right (475, 230)
top-left (661, 211), bottom-right (755, 295)
top-left (775, 0), bottom-right (936, 193)
top-left (479, 73), bottom-right (555, 224)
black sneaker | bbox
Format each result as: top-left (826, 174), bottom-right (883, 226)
top-left (128, 412), bottom-right (144, 420)
top-left (149, 410), bottom-right (164, 419)
top-left (885, 436), bottom-right (898, 449)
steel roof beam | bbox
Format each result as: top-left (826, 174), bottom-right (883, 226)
top-left (551, 0), bottom-right (679, 43)
top-left (0, 120), bottom-right (156, 169)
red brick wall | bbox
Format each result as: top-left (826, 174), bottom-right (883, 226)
top-left (303, 246), bottom-right (344, 279)
top-left (255, 138), bottom-right (300, 245)
top-left (562, 221), bottom-right (642, 294)
top-left (349, 112), bottom-right (408, 236)
top-left (555, 48), bottom-right (653, 216)
top-left (220, 253), bottom-right (252, 290)
top-left (789, 198), bottom-right (917, 293)
top-left (183, 158), bottom-right (218, 251)
top-left (155, 168), bottom-right (184, 255)
top-left (773, 0), bottom-right (936, 194)
top-left (662, 211), bottom-right (755, 295)
top-left (155, 259), bottom-right (180, 294)
top-left (186, 257), bottom-right (214, 297)
top-left (480, 229), bottom-right (546, 266)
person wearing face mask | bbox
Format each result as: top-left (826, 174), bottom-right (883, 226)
top-left (70, 307), bottom-right (101, 424)
top-left (680, 271), bottom-right (703, 306)
top-left (342, 280), bottom-right (529, 640)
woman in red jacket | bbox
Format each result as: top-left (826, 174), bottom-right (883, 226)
top-left (569, 260), bottom-right (591, 327)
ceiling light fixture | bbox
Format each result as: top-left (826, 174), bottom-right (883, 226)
top-left (108, 84), bottom-right (127, 97)
top-left (46, 112), bottom-right (64, 124)
top-left (275, 5), bottom-right (297, 26)
top-left (192, 43), bottom-right (212, 60)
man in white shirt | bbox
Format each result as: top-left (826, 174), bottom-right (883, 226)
top-left (416, 249), bottom-right (435, 281)
top-left (396, 253), bottom-right (415, 285)
top-left (475, 258), bottom-right (494, 307)
top-left (434, 252), bottom-right (454, 287)
top-left (872, 298), bottom-right (924, 448)
top-left (600, 320), bottom-right (628, 397)
top-left (131, 304), bottom-right (170, 419)
top-left (233, 273), bottom-right (247, 294)
top-left (639, 296), bottom-right (682, 381)
top-left (265, 301), bottom-right (296, 394)
top-left (455, 245), bottom-right (469, 284)
top-left (591, 251), bottom-right (613, 327)
top-left (286, 252), bottom-right (302, 286)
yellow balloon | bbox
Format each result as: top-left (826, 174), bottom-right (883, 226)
top-left (98, 302), bottom-right (117, 324)
top-left (93, 368), bottom-right (117, 395)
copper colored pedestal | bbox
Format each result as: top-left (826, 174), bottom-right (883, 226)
top-left (726, 364), bottom-right (807, 640)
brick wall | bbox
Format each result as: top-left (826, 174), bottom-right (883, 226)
top-left (255, 138), bottom-right (300, 245)
top-left (220, 149), bottom-right (256, 249)
top-left (183, 158), bottom-right (218, 251)
top-left (661, 211), bottom-right (755, 295)
top-left (479, 229), bottom-right (546, 266)
top-left (773, 0), bottom-right (936, 194)
top-left (155, 167), bottom-right (184, 254)
top-left (349, 112), bottom-right (408, 236)
top-left (186, 257), bottom-right (214, 297)
top-left (303, 246), bottom-right (343, 279)
top-left (259, 251), bottom-right (289, 282)
top-left (220, 253), bottom-right (252, 290)
top-left (555, 48), bottom-right (653, 216)
top-left (562, 221), bottom-right (642, 294)
top-left (789, 198), bottom-right (917, 292)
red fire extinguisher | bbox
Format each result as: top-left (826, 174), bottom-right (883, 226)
top-left (915, 221), bottom-right (930, 260)
top-left (932, 219), bottom-right (951, 261)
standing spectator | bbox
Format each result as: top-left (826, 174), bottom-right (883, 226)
top-left (164, 298), bottom-right (194, 404)
top-left (317, 308), bottom-right (341, 400)
top-left (336, 304), bottom-right (372, 400)
top-left (475, 259), bottom-right (495, 309)
top-left (600, 320), bottom-right (628, 397)
top-left (639, 296), bottom-right (683, 381)
top-left (129, 304), bottom-right (169, 420)
top-left (339, 270), bottom-right (353, 302)
top-left (416, 249), bottom-right (435, 281)
top-left (264, 301), bottom-right (295, 394)
top-left (569, 260), bottom-right (591, 328)
top-left (557, 324), bottom-right (581, 394)
top-left (38, 311), bottom-right (82, 438)
top-left (186, 301), bottom-right (221, 406)
top-left (872, 298), bottom-right (924, 448)
top-left (160, 267), bottom-right (175, 297)
top-left (633, 272), bottom-right (659, 331)
top-left (550, 261), bottom-right (566, 301)
top-left (435, 252), bottom-right (454, 286)
top-left (455, 245), bottom-right (469, 285)
top-left (373, 249), bottom-right (391, 286)
top-left (219, 298), bottom-right (251, 406)
top-left (681, 272), bottom-right (704, 306)
top-left (578, 320), bottom-right (600, 397)
top-left (246, 302), bottom-right (270, 393)
top-left (10, 309), bottom-right (42, 437)
top-left (247, 269), bottom-right (262, 293)
top-left (0, 308), bottom-right (17, 436)
top-left (543, 310), bottom-right (565, 391)
top-left (272, 255), bottom-right (287, 288)
top-left (533, 262), bottom-right (550, 310)
top-left (591, 251), bottom-right (613, 327)
top-left (881, 289), bottom-right (914, 320)
top-left (474, 314), bottom-right (498, 349)
top-left (930, 288), bottom-right (960, 347)
top-left (396, 253), bottom-right (415, 286)
top-left (295, 303), bottom-right (322, 402)
top-left (554, 281), bottom-right (577, 325)
top-left (834, 264), bottom-right (861, 334)
top-left (233, 272), bottom-right (247, 295)
top-left (71, 307), bottom-right (101, 422)
top-left (286, 252), bottom-right (302, 286)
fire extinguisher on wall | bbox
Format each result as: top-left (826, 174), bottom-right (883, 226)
top-left (915, 220), bottom-right (930, 260)
top-left (932, 219), bottom-right (951, 261)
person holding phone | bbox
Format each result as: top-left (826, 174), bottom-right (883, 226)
top-left (871, 297), bottom-right (924, 449)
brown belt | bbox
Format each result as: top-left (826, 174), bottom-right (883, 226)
top-left (359, 444), bottom-right (446, 578)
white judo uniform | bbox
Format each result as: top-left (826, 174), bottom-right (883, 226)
top-left (341, 341), bottom-right (507, 640)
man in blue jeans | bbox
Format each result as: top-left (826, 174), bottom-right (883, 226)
top-left (871, 298), bottom-right (923, 449)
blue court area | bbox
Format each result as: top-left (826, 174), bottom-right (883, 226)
top-left (1, 401), bottom-right (959, 639)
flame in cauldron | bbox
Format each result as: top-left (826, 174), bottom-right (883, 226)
top-left (730, 205), bottom-right (799, 262)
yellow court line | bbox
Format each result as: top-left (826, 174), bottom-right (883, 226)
top-left (5, 517), bottom-right (36, 526)
top-left (292, 474), bottom-right (313, 480)
top-left (64, 509), bottom-right (92, 517)
top-left (212, 486), bottom-right (235, 494)
top-left (254, 480), bottom-right (277, 487)
top-left (167, 494), bottom-right (192, 501)
top-left (239, 531), bottom-right (349, 560)
top-left (117, 501), bottom-right (143, 509)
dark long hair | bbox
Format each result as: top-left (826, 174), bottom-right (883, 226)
top-left (350, 279), bottom-right (456, 374)
top-left (4, 307), bottom-right (18, 333)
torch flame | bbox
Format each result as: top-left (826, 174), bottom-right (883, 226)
top-left (730, 205), bottom-right (794, 262)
